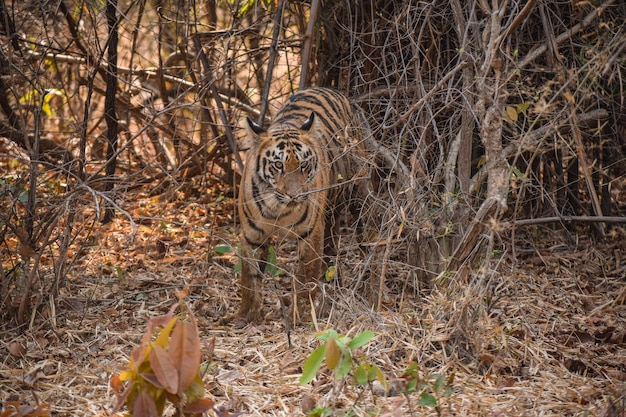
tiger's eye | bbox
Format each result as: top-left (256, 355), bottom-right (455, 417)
top-left (274, 161), bottom-right (283, 170)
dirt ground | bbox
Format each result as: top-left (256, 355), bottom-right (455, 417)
top-left (1, 184), bottom-right (625, 416)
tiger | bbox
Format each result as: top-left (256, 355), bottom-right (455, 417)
top-left (233, 87), bottom-right (371, 325)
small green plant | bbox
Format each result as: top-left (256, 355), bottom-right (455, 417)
top-left (300, 328), bottom-right (387, 389)
top-left (264, 245), bottom-right (282, 277)
top-left (214, 243), bottom-right (282, 276)
top-left (324, 265), bottom-right (337, 282)
top-left (299, 329), bottom-right (387, 416)
top-left (110, 298), bottom-right (214, 417)
top-left (400, 363), bottom-right (454, 415)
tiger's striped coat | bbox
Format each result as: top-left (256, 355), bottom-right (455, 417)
top-left (235, 87), bottom-right (370, 324)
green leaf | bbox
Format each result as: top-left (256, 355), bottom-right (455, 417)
top-left (354, 365), bottom-right (368, 385)
top-left (433, 373), bottom-right (444, 391)
top-left (324, 265), bottom-right (336, 282)
top-left (405, 362), bottom-right (418, 378)
top-left (214, 244), bottom-right (231, 255)
top-left (511, 167), bottom-right (525, 180)
top-left (517, 101), bottom-right (531, 113)
top-left (335, 349), bottom-right (352, 380)
top-left (406, 379), bottom-right (417, 392)
top-left (347, 330), bottom-right (375, 350)
top-left (236, 0), bottom-right (256, 18)
top-left (300, 344), bottom-right (326, 385)
top-left (373, 364), bottom-right (388, 393)
top-left (316, 329), bottom-right (337, 342)
top-left (264, 245), bottom-right (282, 277)
top-left (418, 392), bottom-right (438, 407)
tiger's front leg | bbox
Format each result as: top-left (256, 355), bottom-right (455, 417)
top-left (237, 241), bottom-right (267, 324)
top-left (292, 222), bottom-right (325, 323)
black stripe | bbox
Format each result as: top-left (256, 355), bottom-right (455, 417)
top-left (251, 177), bottom-right (266, 216)
top-left (244, 235), bottom-right (265, 248)
top-left (275, 205), bottom-right (292, 220)
top-left (243, 210), bottom-right (265, 236)
top-left (293, 203), bottom-right (310, 230)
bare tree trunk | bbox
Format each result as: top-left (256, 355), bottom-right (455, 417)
top-left (103, 0), bottom-right (119, 224)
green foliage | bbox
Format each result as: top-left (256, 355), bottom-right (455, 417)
top-left (324, 265), bottom-right (336, 282)
top-left (300, 329), bottom-right (387, 416)
top-left (215, 243), bottom-right (282, 276)
top-left (110, 301), bottom-right (214, 417)
top-left (305, 406), bottom-right (335, 417)
top-left (264, 245), bottom-right (281, 277)
top-left (213, 244), bottom-right (231, 255)
top-left (0, 177), bottom-right (28, 204)
top-left (401, 363), bottom-right (454, 414)
top-left (234, 0), bottom-right (274, 18)
top-left (299, 329), bottom-right (386, 392)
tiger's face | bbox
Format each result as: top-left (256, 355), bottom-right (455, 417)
top-left (244, 113), bottom-right (320, 206)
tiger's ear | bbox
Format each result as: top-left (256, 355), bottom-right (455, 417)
top-left (240, 116), bottom-right (266, 151)
top-left (246, 116), bottom-right (266, 135)
top-left (301, 112), bottom-right (315, 131)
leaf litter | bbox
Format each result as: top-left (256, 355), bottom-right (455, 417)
top-left (0, 184), bottom-right (625, 416)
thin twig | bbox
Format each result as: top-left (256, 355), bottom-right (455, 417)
top-left (193, 35), bottom-right (243, 172)
top-left (382, 61), bottom-right (470, 130)
top-left (516, 0), bottom-right (616, 70)
top-left (500, 215), bottom-right (626, 228)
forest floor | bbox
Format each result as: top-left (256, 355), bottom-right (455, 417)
top-left (1, 179), bottom-right (625, 417)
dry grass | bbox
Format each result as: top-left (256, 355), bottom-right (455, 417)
top-left (1, 189), bottom-right (624, 416)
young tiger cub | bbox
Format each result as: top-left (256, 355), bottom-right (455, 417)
top-left (235, 87), bottom-right (370, 324)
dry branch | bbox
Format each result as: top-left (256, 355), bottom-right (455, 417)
top-left (382, 61), bottom-right (471, 131)
top-left (470, 109), bottom-right (610, 193)
top-left (516, 0), bottom-right (617, 70)
top-left (569, 108), bottom-right (605, 236)
top-left (299, 0), bottom-right (321, 89)
top-left (258, 0), bottom-right (287, 124)
top-left (500, 215), bottom-right (626, 228)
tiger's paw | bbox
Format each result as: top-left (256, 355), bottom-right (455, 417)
top-left (219, 309), bottom-right (264, 328)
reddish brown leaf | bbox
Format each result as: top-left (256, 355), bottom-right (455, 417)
top-left (170, 320), bottom-right (201, 392)
top-left (133, 391), bottom-right (159, 417)
top-left (149, 345), bottom-right (179, 394)
top-left (142, 372), bottom-right (165, 389)
top-left (183, 398), bottom-right (216, 414)
top-left (8, 341), bottom-right (25, 357)
top-left (110, 375), bottom-right (133, 415)
top-left (563, 90), bottom-right (576, 104)
top-left (205, 336), bottom-right (216, 359)
top-left (110, 374), bottom-right (124, 398)
top-left (300, 394), bottom-right (316, 414)
top-left (177, 285), bottom-right (190, 299)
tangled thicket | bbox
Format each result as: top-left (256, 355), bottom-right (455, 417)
top-left (320, 0), bottom-right (626, 288)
